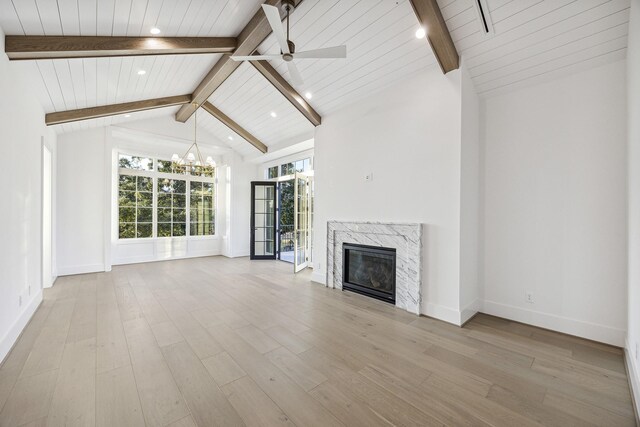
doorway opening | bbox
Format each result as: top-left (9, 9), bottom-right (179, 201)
top-left (42, 142), bottom-right (53, 289)
top-left (250, 159), bottom-right (313, 273)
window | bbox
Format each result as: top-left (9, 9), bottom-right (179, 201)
top-left (267, 157), bottom-right (312, 179)
top-left (190, 181), bottom-right (215, 235)
top-left (117, 153), bottom-right (216, 240)
top-left (157, 179), bottom-right (186, 237)
top-left (118, 156), bottom-right (154, 239)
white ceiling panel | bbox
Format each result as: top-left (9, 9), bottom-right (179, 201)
top-left (253, 0), bottom-right (436, 116)
top-left (208, 62), bottom-right (314, 148)
top-left (440, 0), bottom-right (631, 95)
top-left (0, 0), bottom-right (632, 150)
top-left (0, 0), bottom-right (265, 37)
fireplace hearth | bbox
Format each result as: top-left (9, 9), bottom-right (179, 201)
top-left (342, 243), bottom-right (396, 304)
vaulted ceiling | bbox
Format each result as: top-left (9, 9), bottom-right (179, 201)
top-left (0, 0), bottom-right (631, 157)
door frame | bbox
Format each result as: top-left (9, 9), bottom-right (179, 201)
top-left (250, 181), bottom-right (277, 260)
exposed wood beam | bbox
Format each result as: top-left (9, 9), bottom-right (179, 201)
top-left (202, 101), bottom-right (268, 153)
top-left (5, 36), bottom-right (237, 60)
top-left (250, 59), bottom-right (321, 126)
top-left (46, 95), bottom-right (192, 125)
top-left (409, 0), bottom-right (459, 73)
top-left (176, 0), bottom-right (304, 123)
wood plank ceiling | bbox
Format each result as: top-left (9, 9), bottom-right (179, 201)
top-left (0, 0), bottom-right (632, 154)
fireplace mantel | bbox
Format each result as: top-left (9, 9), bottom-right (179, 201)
top-left (326, 221), bottom-right (423, 314)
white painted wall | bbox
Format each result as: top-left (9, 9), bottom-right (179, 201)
top-left (56, 123), bottom-right (236, 274)
top-left (626, 0), bottom-right (640, 414)
top-left (460, 64), bottom-right (481, 324)
top-left (312, 67), bottom-right (466, 323)
top-left (0, 27), bottom-right (57, 363)
top-left (224, 151), bottom-right (259, 257)
top-left (481, 60), bottom-right (628, 346)
top-left (57, 128), bottom-right (107, 275)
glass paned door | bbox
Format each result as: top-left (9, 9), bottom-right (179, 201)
top-left (251, 182), bottom-right (276, 260)
top-left (294, 173), bottom-right (310, 272)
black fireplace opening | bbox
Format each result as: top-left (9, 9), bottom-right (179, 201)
top-left (342, 243), bottom-right (396, 304)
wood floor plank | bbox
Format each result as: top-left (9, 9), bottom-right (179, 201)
top-left (0, 257), bottom-right (633, 426)
top-left (150, 320), bottom-right (184, 348)
top-left (161, 341), bottom-right (245, 427)
top-left (46, 338), bottom-right (96, 427)
top-left (123, 318), bottom-right (190, 427)
top-left (96, 283), bottom-right (131, 373)
top-left (206, 324), bottom-right (344, 427)
top-left (265, 346), bottom-right (328, 392)
top-left (96, 365), bottom-right (145, 427)
top-left (20, 298), bottom-right (76, 378)
top-left (264, 325), bottom-right (313, 355)
top-left (166, 415), bottom-right (197, 427)
top-left (221, 376), bottom-right (295, 427)
top-left (202, 352), bottom-right (247, 387)
top-left (235, 325), bottom-right (280, 354)
top-left (0, 369), bottom-right (58, 427)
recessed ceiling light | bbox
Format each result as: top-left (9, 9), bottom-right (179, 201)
top-left (305, 92), bottom-right (312, 100)
top-left (150, 27), bottom-right (161, 35)
top-left (270, 111), bottom-right (277, 118)
top-left (415, 27), bottom-right (426, 39)
top-left (137, 70), bottom-right (146, 75)
top-left (124, 114), bottom-right (131, 118)
top-left (228, 136), bottom-right (234, 140)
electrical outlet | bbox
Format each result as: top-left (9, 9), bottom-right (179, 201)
top-left (525, 292), bottom-right (534, 304)
top-left (364, 172), bottom-right (373, 182)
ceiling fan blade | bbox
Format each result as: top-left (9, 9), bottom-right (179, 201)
top-left (262, 4), bottom-right (290, 54)
top-left (230, 55), bottom-right (282, 61)
top-left (286, 61), bottom-right (304, 85)
top-left (293, 45), bottom-right (347, 59)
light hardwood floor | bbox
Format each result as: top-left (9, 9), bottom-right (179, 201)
top-left (0, 256), bottom-right (636, 426)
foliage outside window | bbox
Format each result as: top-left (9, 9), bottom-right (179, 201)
top-left (267, 157), bottom-right (311, 179)
top-left (267, 166), bottom-right (278, 179)
top-left (118, 154), bottom-right (216, 240)
top-left (157, 179), bottom-right (186, 237)
top-left (118, 174), bottom-right (153, 239)
top-left (190, 182), bottom-right (215, 236)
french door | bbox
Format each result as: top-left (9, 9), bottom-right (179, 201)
top-left (293, 172), bottom-right (311, 272)
top-left (250, 181), bottom-right (277, 260)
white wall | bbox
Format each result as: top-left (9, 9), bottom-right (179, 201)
top-left (626, 0), bottom-right (640, 414)
top-left (460, 64), bottom-right (481, 323)
top-left (0, 27), bottom-right (57, 363)
top-left (482, 60), bottom-right (628, 346)
top-left (56, 124), bottom-right (234, 274)
top-left (57, 128), bottom-right (107, 275)
top-left (312, 67), bottom-right (466, 323)
top-left (224, 151), bottom-right (259, 257)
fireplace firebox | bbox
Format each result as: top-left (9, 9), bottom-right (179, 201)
top-left (342, 243), bottom-right (396, 304)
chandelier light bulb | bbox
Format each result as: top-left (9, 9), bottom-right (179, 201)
top-left (171, 153), bottom-right (180, 162)
top-left (186, 153), bottom-right (196, 163)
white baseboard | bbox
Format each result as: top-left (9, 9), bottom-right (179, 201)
top-left (460, 299), bottom-right (480, 325)
top-left (311, 271), bottom-right (326, 285)
top-left (482, 299), bottom-right (626, 347)
top-left (57, 263), bottom-right (105, 276)
top-left (112, 250), bottom-right (222, 266)
top-left (423, 302), bottom-right (463, 326)
top-left (0, 292), bottom-right (42, 364)
top-left (626, 339), bottom-right (640, 422)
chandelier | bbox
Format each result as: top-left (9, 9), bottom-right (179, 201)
top-left (170, 102), bottom-right (216, 176)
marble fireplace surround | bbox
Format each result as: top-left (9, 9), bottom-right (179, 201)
top-left (326, 221), bottom-right (423, 315)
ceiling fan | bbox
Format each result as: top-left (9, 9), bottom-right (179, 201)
top-left (230, 0), bottom-right (347, 85)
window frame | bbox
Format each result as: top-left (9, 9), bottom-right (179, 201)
top-left (117, 153), bottom-right (217, 241)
